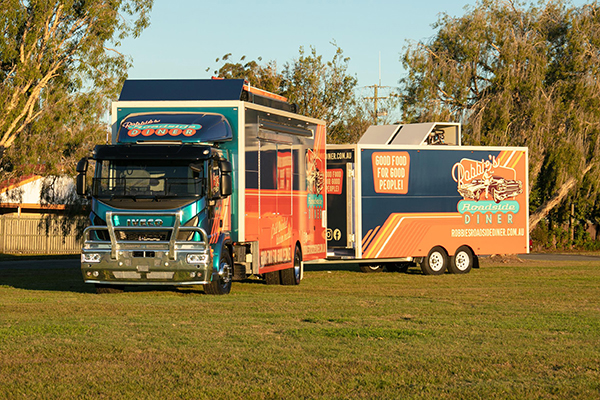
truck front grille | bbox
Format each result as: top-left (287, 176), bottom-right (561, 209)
top-left (116, 230), bottom-right (171, 242)
top-left (147, 272), bottom-right (175, 279)
top-left (113, 271), bottom-right (142, 279)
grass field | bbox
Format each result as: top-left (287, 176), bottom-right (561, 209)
top-left (1, 258), bottom-right (599, 399)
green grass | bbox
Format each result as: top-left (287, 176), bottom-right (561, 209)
top-left (1, 258), bottom-right (599, 399)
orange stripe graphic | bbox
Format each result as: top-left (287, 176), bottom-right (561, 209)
top-left (362, 226), bottom-right (380, 250)
top-left (363, 213), bottom-right (461, 258)
top-left (508, 151), bottom-right (523, 170)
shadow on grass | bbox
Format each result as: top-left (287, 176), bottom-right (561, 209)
top-left (304, 261), bottom-right (424, 275)
top-left (0, 256), bottom-right (92, 293)
top-left (0, 255), bottom-right (274, 295)
top-left (0, 255), bottom-right (426, 294)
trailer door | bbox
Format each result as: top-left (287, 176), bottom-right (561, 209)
top-left (326, 148), bottom-right (356, 255)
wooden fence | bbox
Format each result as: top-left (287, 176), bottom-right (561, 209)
top-left (0, 215), bottom-right (81, 255)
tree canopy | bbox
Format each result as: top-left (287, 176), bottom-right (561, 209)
top-left (0, 0), bottom-right (153, 179)
top-left (401, 0), bottom-right (600, 240)
top-left (209, 44), bottom-right (371, 144)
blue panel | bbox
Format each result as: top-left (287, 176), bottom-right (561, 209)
top-left (119, 79), bottom-right (245, 101)
top-left (360, 148), bottom-right (503, 234)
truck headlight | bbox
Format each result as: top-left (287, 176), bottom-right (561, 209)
top-left (82, 253), bottom-right (101, 263)
top-left (186, 253), bottom-right (208, 264)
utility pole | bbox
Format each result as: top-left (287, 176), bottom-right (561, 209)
top-left (364, 52), bottom-right (394, 125)
top-left (364, 83), bottom-right (389, 125)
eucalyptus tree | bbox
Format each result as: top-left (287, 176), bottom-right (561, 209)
top-left (0, 0), bottom-right (153, 178)
top-left (207, 53), bottom-right (284, 94)
top-left (401, 0), bottom-right (600, 235)
top-left (210, 44), bottom-right (367, 144)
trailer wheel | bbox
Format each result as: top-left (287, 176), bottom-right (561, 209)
top-left (95, 284), bottom-right (123, 294)
top-left (281, 246), bottom-right (302, 285)
top-left (359, 264), bottom-right (384, 273)
top-left (448, 246), bottom-right (474, 274)
top-left (421, 246), bottom-right (448, 275)
top-left (204, 251), bottom-right (232, 295)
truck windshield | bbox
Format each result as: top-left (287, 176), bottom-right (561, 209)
top-left (92, 160), bottom-right (203, 199)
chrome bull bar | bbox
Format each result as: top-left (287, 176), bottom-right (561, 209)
top-left (82, 211), bottom-right (209, 260)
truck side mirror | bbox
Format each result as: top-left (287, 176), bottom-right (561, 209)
top-left (76, 174), bottom-right (87, 197)
top-left (76, 157), bottom-right (88, 196)
top-left (219, 159), bottom-right (232, 173)
top-left (221, 174), bottom-right (232, 197)
top-left (76, 157), bottom-right (88, 173)
top-left (219, 159), bottom-right (233, 197)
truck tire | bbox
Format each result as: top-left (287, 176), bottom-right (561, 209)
top-left (421, 246), bottom-right (448, 275)
top-left (95, 284), bottom-right (123, 294)
top-left (204, 251), bottom-right (232, 295)
top-left (448, 246), bottom-right (474, 274)
top-left (264, 270), bottom-right (281, 285)
top-left (387, 262), bottom-right (411, 273)
top-left (281, 246), bottom-right (302, 285)
top-left (360, 264), bottom-right (384, 273)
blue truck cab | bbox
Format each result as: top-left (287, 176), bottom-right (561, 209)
top-left (77, 83), bottom-right (237, 294)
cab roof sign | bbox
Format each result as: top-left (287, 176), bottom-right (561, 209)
top-left (117, 112), bottom-right (233, 143)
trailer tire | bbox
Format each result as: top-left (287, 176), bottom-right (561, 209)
top-left (360, 264), bottom-right (384, 273)
top-left (281, 246), bottom-right (302, 285)
top-left (421, 246), bottom-right (448, 275)
top-left (449, 246), bottom-right (474, 274)
top-left (204, 251), bottom-right (232, 295)
top-left (95, 284), bottom-right (123, 294)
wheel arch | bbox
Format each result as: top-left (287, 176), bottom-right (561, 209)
top-left (211, 233), bottom-right (233, 273)
top-left (451, 244), bottom-right (475, 257)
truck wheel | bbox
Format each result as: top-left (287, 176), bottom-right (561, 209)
top-left (448, 246), bottom-right (474, 274)
top-left (421, 246), bottom-right (448, 275)
top-left (281, 246), bottom-right (302, 285)
top-left (264, 270), bottom-right (281, 285)
top-left (95, 284), bottom-right (123, 294)
top-left (360, 264), bottom-right (384, 273)
top-left (204, 251), bottom-right (232, 295)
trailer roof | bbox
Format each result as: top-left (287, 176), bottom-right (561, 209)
top-left (358, 122), bottom-right (461, 146)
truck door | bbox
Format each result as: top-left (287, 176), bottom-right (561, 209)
top-left (207, 158), bottom-right (221, 243)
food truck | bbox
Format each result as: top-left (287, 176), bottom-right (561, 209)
top-left (77, 79), bottom-right (327, 294)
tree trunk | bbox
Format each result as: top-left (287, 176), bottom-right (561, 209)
top-left (529, 164), bottom-right (593, 232)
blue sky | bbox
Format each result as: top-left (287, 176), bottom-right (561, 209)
top-left (119, 0), bottom-right (478, 94)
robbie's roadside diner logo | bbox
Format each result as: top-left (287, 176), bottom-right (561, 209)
top-left (124, 120), bottom-right (202, 137)
top-left (452, 155), bottom-right (522, 204)
top-left (451, 153), bottom-right (525, 232)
